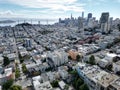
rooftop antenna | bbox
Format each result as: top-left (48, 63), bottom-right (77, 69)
top-left (71, 13), bottom-right (73, 19)
top-left (47, 19), bottom-right (48, 25)
top-left (31, 19), bottom-right (32, 24)
top-left (38, 21), bottom-right (40, 26)
top-left (24, 20), bottom-right (26, 23)
top-left (18, 20), bottom-right (19, 24)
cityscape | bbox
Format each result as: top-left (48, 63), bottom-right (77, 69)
top-left (0, 0), bottom-right (120, 90)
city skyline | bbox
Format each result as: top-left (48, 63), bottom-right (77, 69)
top-left (0, 0), bottom-right (120, 20)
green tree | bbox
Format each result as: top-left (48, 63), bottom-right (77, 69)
top-left (76, 55), bottom-right (81, 61)
top-left (22, 64), bottom-right (28, 74)
top-left (15, 68), bottom-right (20, 78)
top-left (2, 79), bottom-right (14, 90)
top-left (75, 78), bottom-right (84, 90)
top-left (3, 56), bottom-right (10, 66)
top-left (68, 56), bottom-right (72, 60)
top-left (113, 56), bottom-right (120, 62)
top-left (19, 53), bottom-right (24, 63)
top-left (64, 85), bottom-right (69, 90)
top-left (30, 70), bottom-right (40, 77)
top-left (10, 85), bottom-right (22, 90)
top-left (51, 80), bottom-right (59, 87)
top-left (106, 64), bottom-right (113, 71)
top-left (89, 55), bottom-right (95, 65)
top-left (79, 84), bottom-right (89, 90)
top-left (69, 70), bottom-right (77, 75)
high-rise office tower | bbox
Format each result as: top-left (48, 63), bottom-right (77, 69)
top-left (100, 12), bottom-right (110, 33)
top-left (87, 13), bottom-right (92, 25)
top-left (59, 18), bottom-right (62, 23)
top-left (82, 12), bottom-right (84, 18)
top-left (78, 17), bottom-right (83, 29)
top-left (87, 13), bottom-right (92, 20)
top-left (71, 13), bottom-right (74, 21)
top-left (38, 21), bottom-right (40, 25)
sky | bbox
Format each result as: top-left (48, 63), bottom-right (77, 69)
top-left (0, 0), bottom-right (120, 20)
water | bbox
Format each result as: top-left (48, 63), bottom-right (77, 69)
top-left (0, 19), bottom-right (58, 27)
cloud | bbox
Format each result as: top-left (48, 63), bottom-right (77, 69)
top-left (0, 0), bottom-right (86, 19)
top-left (0, 10), bottom-right (24, 18)
top-left (8, 0), bottom-right (85, 12)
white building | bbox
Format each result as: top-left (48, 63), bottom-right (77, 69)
top-left (88, 18), bottom-right (94, 28)
top-left (7, 53), bottom-right (16, 61)
top-left (76, 63), bottom-right (119, 90)
top-left (0, 68), bottom-right (13, 84)
top-left (32, 76), bottom-right (53, 90)
top-left (47, 51), bottom-right (68, 67)
top-left (58, 81), bottom-right (66, 90)
top-left (98, 59), bottom-right (109, 68)
top-left (113, 61), bottom-right (120, 73)
top-left (58, 70), bottom-right (68, 80)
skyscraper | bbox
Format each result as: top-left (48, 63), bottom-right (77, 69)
top-left (71, 13), bottom-right (73, 19)
top-left (59, 18), bottom-right (62, 23)
top-left (87, 13), bottom-right (92, 25)
top-left (82, 12), bottom-right (84, 18)
top-left (100, 12), bottom-right (110, 33)
top-left (87, 13), bottom-right (92, 20)
top-left (78, 17), bottom-right (83, 29)
top-left (100, 13), bottom-right (109, 23)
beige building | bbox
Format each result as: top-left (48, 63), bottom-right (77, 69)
top-left (68, 50), bottom-right (79, 60)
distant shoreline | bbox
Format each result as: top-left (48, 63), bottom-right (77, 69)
top-left (0, 20), bottom-right (58, 27)
top-left (0, 20), bottom-right (15, 24)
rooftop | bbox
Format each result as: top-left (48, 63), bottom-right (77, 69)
top-left (110, 78), bottom-right (120, 90)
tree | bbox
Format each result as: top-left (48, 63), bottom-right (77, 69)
top-left (68, 56), bottom-right (72, 60)
top-left (10, 85), bottom-right (22, 90)
top-left (64, 85), bottom-right (69, 90)
top-left (22, 64), bottom-right (28, 74)
top-left (69, 70), bottom-right (77, 75)
top-left (51, 80), bottom-right (59, 87)
top-left (15, 68), bottom-right (20, 78)
top-left (76, 55), bottom-right (81, 61)
top-left (75, 78), bottom-right (84, 90)
top-left (89, 55), bottom-right (95, 65)
top-left (79, 84), bottom-right (89, 90)
top-left (2, 79), bottom-right (14, 90)
top-left (113, 56), bottom-right (120, 62)
top-left (18, 53), bottom-right (24, 63)
top-left (116, 71), bottom-right (120, 75)
top-left (3, 56), bottom-right (10, 66)
top-left (106, 64), bottom-right (113, 71)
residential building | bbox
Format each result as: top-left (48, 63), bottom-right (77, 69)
top-left (76, 63), bottom-right (119, 90)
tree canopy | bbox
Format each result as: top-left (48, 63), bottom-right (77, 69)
top-left (15, 68), bottom-right (20, 78)
top-left (51, 80), bottom-right (59, 87)
top-left (3, 56), bottom-right (10, 66)
top-left (89, 55), bottom-right (95, 65)
top-left (2, 79), bottom-right (14, 90)
top-left (10, 85), bottom-right (22, 90)
top-left (79, 83), bottom-right (89, 90)
top-left (22, 64), bottom-right (28, 74)
top-left (76, 55), bottom-right (81, 61)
